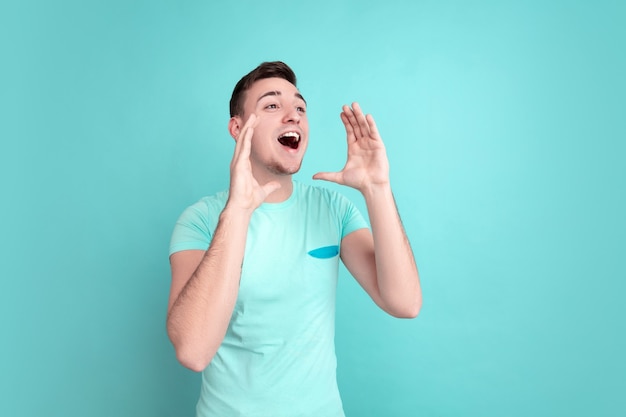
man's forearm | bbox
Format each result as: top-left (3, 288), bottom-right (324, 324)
top-left (362, 183), bottom-right (421, 317)
top-left (167, 206), bottom-right (252, 371)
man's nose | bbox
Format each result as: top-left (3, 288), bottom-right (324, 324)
top-left (283, 107), bottom-right (301, 124)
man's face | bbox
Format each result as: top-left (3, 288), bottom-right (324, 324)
top-left (236, 77), bottom-right (309, 177)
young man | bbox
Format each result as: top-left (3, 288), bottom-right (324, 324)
top-left (167, 61), bottom-right (421, 416)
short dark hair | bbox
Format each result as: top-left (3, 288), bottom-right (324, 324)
top-left (229, 61), bottom-right (297, 117)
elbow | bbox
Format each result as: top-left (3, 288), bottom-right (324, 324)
top-left (168, 328), bottom-right (215, 372)
top-left (178, 357), bottom-right (209, 373)
top-left (174, 345), bottom-right (213, 372)
top-left (402, 284), bottom-right (423, 318)
top-left (389, 296), bottom-right (422, 319)
top-left (406, 299), bottom-right (422, 319)
top-left (394, 303), bottom-right (421, 319)
top-left (167, 320), bottom-right (216, 372)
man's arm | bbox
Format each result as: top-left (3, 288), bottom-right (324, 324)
top-left (167, 208), bottom-right (251, 372)
top-left (314, 103), bottom-right (421, 318)
top-left (167, 114), bottom-right (280, 371)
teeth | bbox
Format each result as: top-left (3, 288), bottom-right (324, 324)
top-left (277, 131), bottom-right (301, 149)
top-left (279, 131), bottom-right (300, 141)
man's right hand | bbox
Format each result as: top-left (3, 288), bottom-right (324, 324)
top-left (226, 114), bottom-right (281, 213)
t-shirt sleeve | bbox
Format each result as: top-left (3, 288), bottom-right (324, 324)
top-left (334, 192), bottom-right (370, 239)
top-left (169, 201), bottom-right (214, 256)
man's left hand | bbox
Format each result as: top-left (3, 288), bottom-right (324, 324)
top-left (313, 102), bottom-right (390, 193)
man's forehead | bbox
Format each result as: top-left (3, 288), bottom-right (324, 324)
top-left (249, 78), bottom-right (304, 100)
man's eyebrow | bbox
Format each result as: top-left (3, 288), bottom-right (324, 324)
top-left (257, 91), bottom-right (281, 102)
top-left (295, 93), bottom-right (307, 104)
top-left (256, 90), bottom-right (307, 104)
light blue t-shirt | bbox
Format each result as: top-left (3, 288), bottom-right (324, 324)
top-left (169, 181), bottom-right (369, 417)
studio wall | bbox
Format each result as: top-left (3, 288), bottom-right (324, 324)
top-left (1, 1), bottom-right (624, 416)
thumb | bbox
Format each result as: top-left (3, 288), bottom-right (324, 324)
top-left (262, 181), bottom-right (281, 197)
top-left (313, 172), bottom-right (342, 184)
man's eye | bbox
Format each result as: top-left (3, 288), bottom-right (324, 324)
top-left (265, 104), bottom-right (278, 110)
top-left (297, 106), bottom-right (306, 113)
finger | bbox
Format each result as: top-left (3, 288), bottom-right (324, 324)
top-left (340, 112), bottom-right (357, 143)
top-left (234, 114), bottom-right (257, 162)
top-left (261, 180), bottom-right (281, 197)
top-left (232, 128), bottom-right (253, 172)
top-left (351, 102), bottom-right (371, 138)
top-left (312, 171), bottom-right (343, 184)
top-left (342, 104), bottom-right (363, 139)
top-left (365, 113), bottom-right (381, 140)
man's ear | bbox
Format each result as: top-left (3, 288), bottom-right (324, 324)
top-left (228, 116), bottom-right (242, 140)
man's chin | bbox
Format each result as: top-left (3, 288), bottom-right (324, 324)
top-left (268, 162), bottom-right (302, 176)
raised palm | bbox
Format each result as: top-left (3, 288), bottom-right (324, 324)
top-left (314, 102), bottom-right (390, 192)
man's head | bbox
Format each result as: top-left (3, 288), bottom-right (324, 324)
top-left (228, 62), bottom-right (309, 180)
top-left (229, 61), bottom-right (297, 118)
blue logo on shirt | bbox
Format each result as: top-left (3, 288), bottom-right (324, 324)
top-left (307, 245), bottom-right (339, 259)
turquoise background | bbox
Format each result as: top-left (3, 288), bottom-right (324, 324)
top-left (1, 1), bottom-right (624, 416)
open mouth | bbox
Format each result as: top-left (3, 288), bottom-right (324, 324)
top-left (277, 131), bottom-right (301, 150)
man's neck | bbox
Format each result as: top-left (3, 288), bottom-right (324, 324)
top-left (263, 176), bottom-right (294, 204)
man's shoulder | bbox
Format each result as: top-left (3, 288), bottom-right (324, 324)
top-left (180, 189), bottom-right (229, 219)
top-left (193, 190), bottom-right (228, 206)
